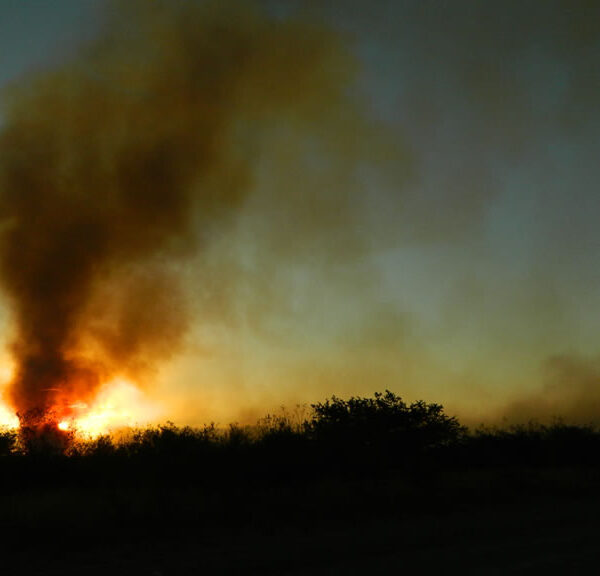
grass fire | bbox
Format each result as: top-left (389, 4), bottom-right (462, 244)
top-left (0, 0), bottom-right (598, 573)
top-left (0, 390), bottom-right (598, 573)
top-left (0, 0), bottom-right (355, 435)
top-left (1, 376), bottom-right (162, 444)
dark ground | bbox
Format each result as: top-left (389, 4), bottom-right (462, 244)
top-left (3, 394), bottom-right (600, 574)
top-left (2, 463), bottom-right (599, 574)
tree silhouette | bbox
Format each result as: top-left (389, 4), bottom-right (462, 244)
top-left (308, 390), bottom-right (465, 467)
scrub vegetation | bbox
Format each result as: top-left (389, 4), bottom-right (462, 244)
top-left (2, 391), bottom-right (600, 574)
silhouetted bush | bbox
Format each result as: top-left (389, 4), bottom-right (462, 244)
top-left (306, 391), bottom-right (465, 469)
top-left (17, 408), bottom-right (74, 456)
top-left (0, 428), bottom-right (18, 456)
top-left (5, 390), bottom-right (600, 475)
top-left (462, 420), bottom-right (600, 467)
top-left (2, 388), bottom-right (600, 576)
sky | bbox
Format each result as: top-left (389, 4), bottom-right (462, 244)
top-left (0, 0), bottom-right (598, 427)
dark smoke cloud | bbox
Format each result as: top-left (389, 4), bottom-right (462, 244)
top-left (0, 0), bottom-right (356, 419)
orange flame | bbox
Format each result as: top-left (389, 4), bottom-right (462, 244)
top-left (0, 402), bottom-right (18, 430)
top-left (59, 378), bottom-right (164, 438)
top-left (0, 375), bottom-right (163, 438)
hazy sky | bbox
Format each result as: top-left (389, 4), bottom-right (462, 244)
top-left (0, 0), bottom-right (599, 426)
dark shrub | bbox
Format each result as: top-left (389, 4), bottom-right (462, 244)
top-left (307, 390), bottom-right (465, 466)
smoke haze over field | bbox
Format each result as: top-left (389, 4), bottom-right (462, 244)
top-left (0, 0), bottom-right (599, 426)
top-left (0, 0), bottom-right (373, 420)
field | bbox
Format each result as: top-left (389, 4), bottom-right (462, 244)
top-left (2, 392), bottom-right (600, 574)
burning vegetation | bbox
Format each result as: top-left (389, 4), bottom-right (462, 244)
top-left (0, 0), bottom-right (354, 433)
top-left (0, 390), bottom-right (597, 573)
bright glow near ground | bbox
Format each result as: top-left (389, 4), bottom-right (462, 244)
top-left (61, 378), bottom-right (165, 437)
top-left (0, 373), bottom-right (164, 437)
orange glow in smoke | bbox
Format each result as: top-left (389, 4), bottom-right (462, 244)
top-left (59, 378), bottom-right (164, 437)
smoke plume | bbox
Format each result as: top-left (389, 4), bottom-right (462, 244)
top-left (0, 0), bottom-right (355, 422)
